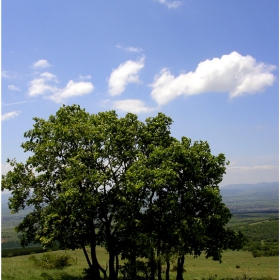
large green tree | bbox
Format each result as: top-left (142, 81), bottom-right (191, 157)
top-left (2, 105), bottom-right (244, 280)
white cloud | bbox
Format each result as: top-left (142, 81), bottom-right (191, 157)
top-left (27, 72), bottom-right (94, 103)
top-left (116, 45), bottom-right (143, 53)
top-left (1, 163), bottom-right (13, 176)
top-left (8, 85), bottom-right (21, 91)
top-left (156, 0), bottom-right (182, 9)
top-left (28, 72), bottom-right (58, 96)
top-left (113, 99), bottom-right (155, 114)
top-left (47, 80), bottom-right (94, 103)
top-left (151, 52), bottom-right (276, 105)
top-left (1, 111), bottom-right (21, 121)
top-left (33, 59), bottom-right (51, 69)
top-left (108, 57), bottom-right (145, 96)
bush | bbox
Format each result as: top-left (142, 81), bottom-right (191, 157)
top-left (29, 252), bottom-right (73, 269)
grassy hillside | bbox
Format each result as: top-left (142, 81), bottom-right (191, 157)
top-left (1, 248), bottom-right (279, 280)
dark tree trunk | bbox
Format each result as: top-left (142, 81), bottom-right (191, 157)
top-left (157, 257), bottom-right (162, 280)
top-left (82, 244), bottom-right (101, 280)
top-left (115, 254), bottom-right (119, 279)
top-left (165, 259), bottom-right (170, 280)
top-left (108, 251), bottom-right (116, 280)
top-left (149, 249), bottom-right (156, 280)
top-left (176, 256), bottom-right (185, 280)
top-left (130, 251), bottom-right (137, 279)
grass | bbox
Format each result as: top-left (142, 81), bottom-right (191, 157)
top-left (1, 248), bottom-right (279, 280)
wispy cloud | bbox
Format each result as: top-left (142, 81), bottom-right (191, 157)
top-left (113, 99), bottom-right (156, 114)
top-left (78, 75), bottom-right (92, 80)
top-left (33, 59), bottom-right (52, 69)
top-left (151, 52), bottom-right (276, 105)
top-left (2, 71), bottom-right (17, 79)
top-left (155, 0), bottom-right (182, 9)
top-left (116, 44), bottom-right (143, 53)
top-left (227, 165), bottom-right (278, 171)
top-left (27, 72), bottom-right (94, 103)
top-left (222, 164), bottom-right (279, 186)
top-left (1, 111), bottom-right (21, 121)
top-left (2, 101), bottom-right (34, 106)
top-left (108, 57), bottom-right (145, 96)
top-left (8, 85), bottom-right (21, 91)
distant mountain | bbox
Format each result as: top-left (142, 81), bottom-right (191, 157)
top-left (220, 182), bottom-right (279, 212)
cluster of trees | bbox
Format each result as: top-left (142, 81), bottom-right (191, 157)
top-left (2, 105), bottom-right (244, 280)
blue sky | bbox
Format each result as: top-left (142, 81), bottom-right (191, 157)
top-left (2, 0), bottom-right (279, 187)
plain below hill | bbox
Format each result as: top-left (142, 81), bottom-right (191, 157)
top-left (220, 182), bottom-right (279, 212)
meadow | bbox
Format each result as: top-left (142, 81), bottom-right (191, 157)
top-left (1, 247), bottom-right (279, 280)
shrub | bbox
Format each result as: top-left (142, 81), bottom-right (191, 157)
top-left (29, 252), bottom-right (73, 269)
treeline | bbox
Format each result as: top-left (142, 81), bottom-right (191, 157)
top-left (2, 105), bottom-right (245, 280)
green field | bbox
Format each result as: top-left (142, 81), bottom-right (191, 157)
top-left (1, 248), bottom-right (279, 280)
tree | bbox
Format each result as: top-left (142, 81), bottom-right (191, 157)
top-left (2, 105), bottom-right (244, 280)
top-left (124, 137), bottom-right (245, 280)
top-left (1, 105), bottom-right (175, 280)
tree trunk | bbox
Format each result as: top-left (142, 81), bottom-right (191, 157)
top-left (176, 256), bottom-right (185, 280)
top-left (157, 257), bottom-right (162, 280)
top-left (129, 251), bottom-right (137, 279)
top-left (165, 259), bottom-right (170, 280)
top-left (108, 251), bottom-right (116, 280)
top-left (149, 249), bottom-right (156, 280)
top-left (115, 254), bottom-right (119, 279)
top-left (82, 244), bottom-right (101, 280)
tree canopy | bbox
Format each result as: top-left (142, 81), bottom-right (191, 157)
top-left (2, 105), bottom-right (245, 280)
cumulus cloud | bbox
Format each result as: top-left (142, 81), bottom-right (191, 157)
top-left (8, 85), bottom-right (21, 91)
top-left (113, 99), bottom-right (155, 114)
top-left (116, 45), bottom-right (143, 53)
top-left (27, 72), bottom-right (94, 103)
top-left (33, 59), bottom-right (51, 68)
top-left (28, 72), bottom-right (58, 96)
top-left (108, 57), bottom-right (145, 96)
top-left (151, 52), bottom-right (276, 105)
top-left (1, 111), bottom-right (21, 121)
top-left (156, 0), bottom-right (182, 9)
top-left (47, 80), bottom-right (94, 103)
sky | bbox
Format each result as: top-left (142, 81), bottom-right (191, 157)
top-left (1, 0), bottom-right (279, 188)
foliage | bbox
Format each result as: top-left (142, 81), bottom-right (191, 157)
top-left (2, 105), bottom-right (245, 280)
top-left (29, 252), bottom-right (74, 269)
